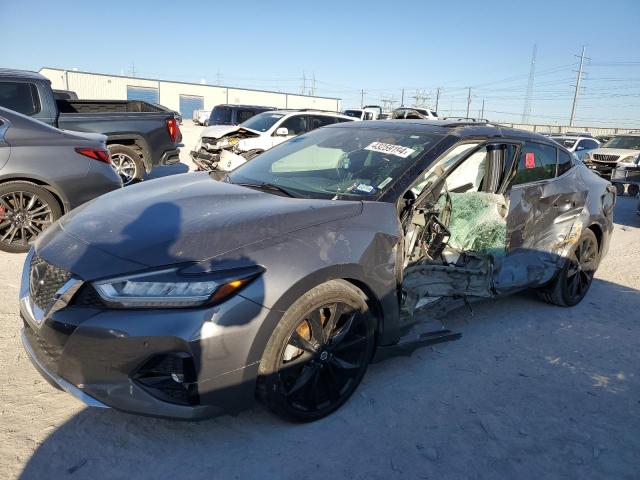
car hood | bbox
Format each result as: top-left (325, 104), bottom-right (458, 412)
top-left (590, 147), bottom-right (640, 158)
top-left (200, 124), bottom-right (261, 139)
top-left (54, 172), bottom-right (362, 270)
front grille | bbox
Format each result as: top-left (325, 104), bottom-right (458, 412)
top-left (30, 255), bottom-right (72, 312)
top-left (593, 154), bottom-right (620, 163)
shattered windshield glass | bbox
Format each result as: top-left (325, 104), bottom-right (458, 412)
top-left (603, 136), bottom-right (640, 150)
top-left (229, 127), bottom-right (443, 199)
top-left (240, 112), bottom-right (285, 132)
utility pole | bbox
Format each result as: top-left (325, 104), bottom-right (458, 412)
top-left (465, 87), bottom-right (472, 118)
top-left (435, 87), bottom-right (441, 113)
top-left (216, 69), bottom-right (222, 85)
top-left (400, 88), bottom-right (405, 107)
top-left (311, 72), bottom-right (316, 96)
top-left (301, 72), bottom-right (306, 95)
top-left (480, 99), bottom-right (485, 119)
top-left (570, 45), bottom-right (589, 126)
top-left (129, 62), bottom-right (136, 78)
top-left (522, 44), bottom-right (537, 124)
top-left (360, 89), bottom-right (366, 108)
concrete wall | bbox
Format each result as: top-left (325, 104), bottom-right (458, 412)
top-left (497, 122), bottom-right (637, 136)
top-left (39, 68), bottom-right (341, 113)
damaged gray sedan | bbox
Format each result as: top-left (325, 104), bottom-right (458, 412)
top-left (20, 120), bottom-right (615, 422)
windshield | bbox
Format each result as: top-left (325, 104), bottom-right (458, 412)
top-left (552, 137), bottom-right (576, 148)
top-left (240, 112), bottom-right (285, 132)
top-left (228, 126), bottom-right (443, 199)
top-left (603, 136), bottom-right (640, 150)
top-left (210, 106), bottom-right (232, 125)
top-left (344, 110), bottom-right (363, 118)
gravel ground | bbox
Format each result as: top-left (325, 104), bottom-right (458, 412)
top-left (0, 127), bottom-right (638, 479)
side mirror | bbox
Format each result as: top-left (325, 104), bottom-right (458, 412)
top-left (275, 127), bottom-right (289, 136)
top-left (575, 145), bottom-right (585, 151)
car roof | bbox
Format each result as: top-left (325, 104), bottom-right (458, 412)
top-left (327, 118), bottom-right (556, 142)
top-left (0, 68), bottom-right (49, 82)
top-left (270, 109), bottom-right (352, 118)
top-left (215, 104), bottom-right (274, 109)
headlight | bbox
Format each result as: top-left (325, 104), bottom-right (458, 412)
top-left (583, 152), bottom-right (592, 160)
top-left (619, 154), bottom-right (639, 165)
top-left (93, 266), bottom-right (263, 308)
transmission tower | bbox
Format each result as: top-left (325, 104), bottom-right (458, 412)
top-left (521, 44), bottom-right (537, 124)
top-left (411, 89), bottom-right (428, 107)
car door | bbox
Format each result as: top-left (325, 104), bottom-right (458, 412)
top-left (494, 142), bottom-right (588, 293)
top-left (0, 118), bottom-right (10, 169)
top-left (271, 114), bottom-right (308, 148)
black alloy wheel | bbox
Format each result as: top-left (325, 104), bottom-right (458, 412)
top-left (538, 228), bottom-right (599, 307)
top-left (258, 280), bottom-right (375, 421)
top-left (0, 182), bottom-right (61, 253)
top-left (565, 233), bottom-right (598, 304)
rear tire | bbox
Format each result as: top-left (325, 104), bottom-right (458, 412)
top-left (109, 144), bottom-right (143, 186)
top-left (257, 280), bottom-right (375, 422)
top-left (537, 228), bottom-right (599, 307)
top-left (627, 183), bottom-right (639, 197)
top-left (0, 181), bottom-right (62, 253)
top-left (615, 183), bottom-right (625, 196)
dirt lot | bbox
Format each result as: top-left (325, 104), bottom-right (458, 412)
top-left (1, 126), bottom-right (638, 479)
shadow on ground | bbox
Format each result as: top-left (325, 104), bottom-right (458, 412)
top-left (19, 275), bottom-right (640, 480)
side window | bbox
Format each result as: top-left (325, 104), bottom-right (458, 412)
top-left (309, 115), bottom-right (335, 130)
top-left (236, 109), bottom-right (255, 124)
top-left (279, 115), bottom-right (307, 135)
top-left (584, 139), bottom-right (599, 149)
top-left (510, 142), bottom-right (557, 186)
top-left (334, 117), bottom-right (352, 123)
top-left (0, 82), bottom-right (41, 116)
top-left (557, 149), bottom-right (573, 176)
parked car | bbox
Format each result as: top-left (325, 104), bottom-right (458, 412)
top-left (192, 109), bottom-right (211, 125)
top-left (583, 133), bottom-right (640, 195)
top-left (342, 105), bottom-right (383, 120)
top-left (207, 104), bottom-right (274, 127)
top-left (550, 135), bottom-right (600, 160)
top-left (190, 109), bottom-right (354, 171)
top-left (20, 119), bottom-right (614, 421)
top-left (596, 134), bottom-right (614, 144)
top-left (392, 107), bottom-right (438, 119)
top-left (0, 69), bottom-right (182, 185)
top-left (0, 107), bottom-right (121, 252)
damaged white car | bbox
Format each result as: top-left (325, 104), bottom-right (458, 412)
top-left (190, 109), bottom-right (354, 172)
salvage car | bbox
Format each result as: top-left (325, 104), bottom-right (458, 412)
top-left (190, 109), bottom-right (354, 172)
top-left (0, 107), bottom-right (122, 252)
top-left (0, 69), bottom-right (182, 185)
top-left (583, 133), bottom-right (640, 195)
top-left (20, 119), bottom-right (614, 421)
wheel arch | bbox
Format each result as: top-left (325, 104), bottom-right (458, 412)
top-left (586, 222), bottom-right (604, 253)
top-left (0, 175), bottom-right (69, 213)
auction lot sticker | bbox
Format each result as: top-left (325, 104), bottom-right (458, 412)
top-left (365, 142), bottom-right (416, 158)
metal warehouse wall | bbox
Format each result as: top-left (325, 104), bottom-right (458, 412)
top-left (39, 68), bottom-right (341, 113)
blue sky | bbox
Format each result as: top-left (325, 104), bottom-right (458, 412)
top-left (2, 0), bottom-right (639, 127)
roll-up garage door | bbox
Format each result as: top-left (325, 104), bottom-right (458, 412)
top-left (126, 86), bottom-right (159, 104)
top-left (179, 95), bottom-right (204, 120)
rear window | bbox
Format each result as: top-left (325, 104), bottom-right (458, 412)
top-left (0, 82), bottom-right (41, 116)
top-left (210, 106), bottom-right (233, 125)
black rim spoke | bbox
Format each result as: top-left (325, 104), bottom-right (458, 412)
top-left (289, 331), bottom-right (317, 354)
top-left (278, 300), bottom-right (370, 414)
top-left (306, 310), bottom-right (326, 347)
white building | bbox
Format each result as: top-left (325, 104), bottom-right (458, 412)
top-left (39, 67), bottom-right (341, 119)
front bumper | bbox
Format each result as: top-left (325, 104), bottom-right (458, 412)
top-left (19, 250), bottom-right (273, 420)
top-left (190, 149), bottom-right (219, 171)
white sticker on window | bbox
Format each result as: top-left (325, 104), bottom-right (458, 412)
top-left (364, 142), bottom-right (416, 158)
top-left (378, 177), bottom-right (393, 189)
top-left (355, 183), bottom-right (375, 193)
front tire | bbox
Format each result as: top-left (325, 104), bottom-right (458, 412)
top-left (627, 183), bottom-right (639, 197)
top-left (257, 280), bottom-right (376, 422)
top-left (0, 181), bottom-right (62, 253)
top-left (109, 144), bottom-right (143, 186)
top-left (537, 228), bottom-right (599, 307)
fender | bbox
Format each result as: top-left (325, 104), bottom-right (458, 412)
top-left (106, 134), bottom-right (152, 172)
top-left (0, 173), bottom-right (71, 212)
